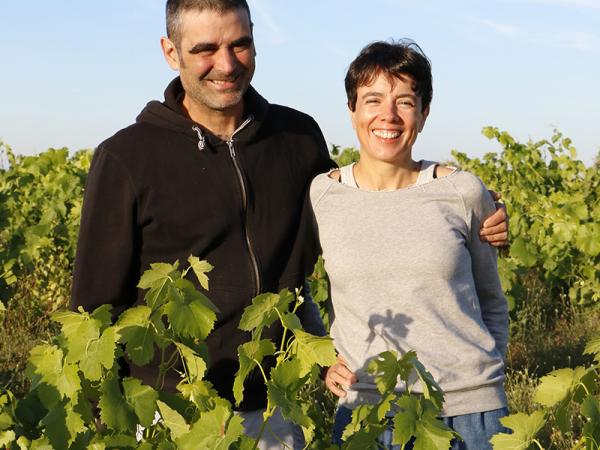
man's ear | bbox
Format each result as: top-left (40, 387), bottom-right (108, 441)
top-left (161, 36), bottom-right (180, 71)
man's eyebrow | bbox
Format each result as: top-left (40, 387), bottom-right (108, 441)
top-left (189, 42), bottom-right (218, 54)
top-left (188, 36), bottom-right (253, 54)
top-left (231, 36), bottom-right (253, 47)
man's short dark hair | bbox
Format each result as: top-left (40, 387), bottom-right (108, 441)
top-left (166, 0), bottom-right (251, 47)
top-left (345, 39), bottom-right (433, 112)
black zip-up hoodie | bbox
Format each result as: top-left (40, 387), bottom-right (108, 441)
top-left (71, 78), bottom-right (333, 410)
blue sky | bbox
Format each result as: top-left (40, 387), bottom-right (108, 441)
top-left (1, 0), bottom-right (599, 165)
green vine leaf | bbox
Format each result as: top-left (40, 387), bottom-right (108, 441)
top-left (289, 330), bottom-right (337, 376)
top-left (175, 342), bottom-right (208, 382)
top-left (89, 304), bottom-right (113, 329)
top-left (490, 411), bottom-right (546, 450)
top-left (0, 430), bottom-right (16, 447)
top-left (392, 395), bottom-right (454, 450)
top-left (267, 359), bottom-right (312, 429)
top-left (78, 327), bottom-right (117, 381)
top-left (138, 262), bottom-right (180, 310)
top-left (26, 345), bottom-right (80, 404)
top-left (165, 279), bottom-right (218, 340)
top-left (281, 312), bottom-right (302, 331)
top-left (187, 256), bottom-right (213, 290)
top-left (238, 289), bottom-right (294, 336)
top-left (138, 262), bottom-right (180, 290)
top-left (367, 350), bottom-right (412, 395)
top-left (410, 355), bottom-right (445, 411)
top-left (52, 310), bottom-right (101, 364)
top-left (98, 375), bottom-right (137, 432)
top-left (122, 377), bottom-right (159, 427)
top-left (581, 395), bottom-right (600, 445)
top-left (40, 399), bottom-right (84, 449)
top-left (157, 399), bottom-right (189, 440)
top-left (584, 335), bottom-right (600, 363)
top-left (176, 399), bottom-right (244, 450)
top-left (233, 339), bottom-right (276, 406)
top-left (534, 367), bottom-right (588, 407)
top-left (115, 306), bottom-right (158, 366)
top-left (177, 380), bottom-right (219, 412)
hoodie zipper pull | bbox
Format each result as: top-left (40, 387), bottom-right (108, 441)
top-left (227, 140), bottom-right (236, 158)
top-left (192, 126), bottom-right (206, 151)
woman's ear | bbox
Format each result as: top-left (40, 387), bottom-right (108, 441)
top-left (349, 104), bottom-right (357, 130)
top-left (419, 105), bottom-right (430, 133)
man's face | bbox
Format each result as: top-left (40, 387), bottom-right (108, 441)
top-left (164, 7), bottom-right (255, 115)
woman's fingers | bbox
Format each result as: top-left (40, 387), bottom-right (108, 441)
top-left (324, 360), bottom-right (358, 398)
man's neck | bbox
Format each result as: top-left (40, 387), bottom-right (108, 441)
top-left (181, 96), bottom-right (245, 141)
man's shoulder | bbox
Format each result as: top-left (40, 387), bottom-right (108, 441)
top-left (99, 121), bottom-right (147, 146)
top-left (269, 103), bottom-right (314, 119)
top-left (266, 103), bottom-right (321, 131)
top-left (96, 121), bottom-right (159, 158)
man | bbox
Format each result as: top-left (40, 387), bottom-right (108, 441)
top-left (71, 1), bottom-right (508, 448)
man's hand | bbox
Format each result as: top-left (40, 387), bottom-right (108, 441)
top-left (480, 191), bottom-right (509, 247)
top-left (323, 356), bottom-right (358, 398)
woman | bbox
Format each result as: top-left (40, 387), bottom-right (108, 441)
top-left (310, 40), bottom-right (509, 449)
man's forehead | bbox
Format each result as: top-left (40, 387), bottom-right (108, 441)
top-left (179, 6), bottom-right (251, 33)
top-left (176, 7), bottom-right (251, 50)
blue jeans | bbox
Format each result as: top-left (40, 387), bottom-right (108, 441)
top-left (332, 405), bottom-right (509, 449)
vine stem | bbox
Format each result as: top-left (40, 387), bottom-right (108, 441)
top-left (155, 348), bottom-right (178, 390)
top-left (155, 345), bottom-right (167, 390)
top-left (249, 397), bottom-right (277, 450)
top-left (275, 307), bottom-right (290, 359)
top-left (532, 438), bottom-right (545, 450)
top-left (576, 380), bottom-right (591, 397)
top-left (252, 358), bottom-right (269, 385)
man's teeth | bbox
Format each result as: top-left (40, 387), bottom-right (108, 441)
top-left (210, 78), bottom-right (237, 85)
top-left (373, 130), bottom-right (400, 139)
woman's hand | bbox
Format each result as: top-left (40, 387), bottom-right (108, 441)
top-left (323, 356), bottom-right (358, 398)
top-left (480, 191), bottom-right (509, 247)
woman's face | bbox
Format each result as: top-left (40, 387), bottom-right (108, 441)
top-left (351, 72), bottom-right (429, 165)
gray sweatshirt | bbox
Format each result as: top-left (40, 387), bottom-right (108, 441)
top-left (310, 162), bottom-right (508, 416)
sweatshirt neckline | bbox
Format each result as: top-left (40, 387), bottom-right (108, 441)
top-left (327, 162), bottom-right (458, 195)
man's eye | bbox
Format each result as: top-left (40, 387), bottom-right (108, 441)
top-left (365, 99), bottom-right (379, 104)
top-left (190, 47), bottom-right (217, 55)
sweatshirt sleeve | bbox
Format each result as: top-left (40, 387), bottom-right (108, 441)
top-left (70, 145), bottom-right (140, 318)
top-left (461, 173), bottom-right (509, 358)
top-left (297, 280), bottom-right (327, 337)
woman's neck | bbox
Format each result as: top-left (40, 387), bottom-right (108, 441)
top-left (354, 157), bottom-right (421, 191)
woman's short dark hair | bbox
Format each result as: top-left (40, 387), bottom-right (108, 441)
top-left (345, 39), bottom-right (432, 112)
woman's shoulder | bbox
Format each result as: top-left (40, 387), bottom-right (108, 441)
top-left (433, 164), bottom-right (455, 178)
top-left (447, 169), bottom-right (494, 209)
top-left (310, 170), bottom-right (338, 206)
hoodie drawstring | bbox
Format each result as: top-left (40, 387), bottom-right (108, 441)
top-left (192, 126), bottom-right (206, 151)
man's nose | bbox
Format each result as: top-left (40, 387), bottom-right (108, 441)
top-left (214, 48), bottom-right (238, 74)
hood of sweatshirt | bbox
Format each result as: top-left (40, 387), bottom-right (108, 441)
top-left (135, 77), bottom-right (269, 148)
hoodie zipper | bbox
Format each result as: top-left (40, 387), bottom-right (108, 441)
top-left (191, 117), bottom-right (261, 297)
